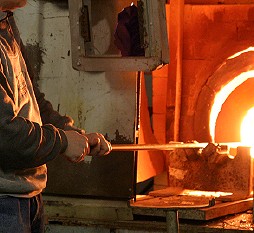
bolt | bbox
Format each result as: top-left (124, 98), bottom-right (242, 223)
top-left (77, 59), bottom-right (81, 66)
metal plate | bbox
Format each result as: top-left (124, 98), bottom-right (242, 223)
top-left (44, 151), bottom-right (136, 200)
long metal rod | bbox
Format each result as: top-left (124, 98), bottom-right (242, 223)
top-left (111, 142), bottom-right (209, 151)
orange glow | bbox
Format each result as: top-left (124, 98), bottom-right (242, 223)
top-left (210, 71), bottom-right (254, 141)
top-left (184, 190), bottom-right (232, 198)
top-left (241, 107), bottom-right (254, 157)
top-left (210, 47), bottom-right (254, 142)
top-left (228, 47), bottom-right (254, 59)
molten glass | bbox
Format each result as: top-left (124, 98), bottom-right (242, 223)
top-left (241, 107), bottom-right (254, 157)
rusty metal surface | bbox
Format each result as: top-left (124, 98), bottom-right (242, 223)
top-left (44, 211), bottom-right (254, 232)
top-left (131, 195), bottom-right (253, 221)
top-left (131, 195), bottom-right (215, 208)
top-left (43, 194), bottom-right (254, 232)
top-left (167, 146), bottom-right (253, 197)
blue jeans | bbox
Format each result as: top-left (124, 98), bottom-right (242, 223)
top-left (0, 194), bottom-right (44, 233)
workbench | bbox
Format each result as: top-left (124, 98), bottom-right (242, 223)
top-left (43, 195), bottom-right (254, 233)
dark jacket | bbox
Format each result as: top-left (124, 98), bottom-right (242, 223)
top-left (0, 12), bottom-right (72, 197)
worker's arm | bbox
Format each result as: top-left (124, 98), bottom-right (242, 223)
top-left (0, 79), bottom-right (68, 170)
top-left (0, 77), bottom-right (92, 170)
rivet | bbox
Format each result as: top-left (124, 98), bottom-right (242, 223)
top-left (77, 60), bottom-right (81, 66)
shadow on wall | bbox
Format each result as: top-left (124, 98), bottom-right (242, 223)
top-left (41, 0), bottom-right (68, 9)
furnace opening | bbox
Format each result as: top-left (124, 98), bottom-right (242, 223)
top-left (194, 47), bottom-right (254, 144)
top-left (211, 70), bottom-right (254, 142)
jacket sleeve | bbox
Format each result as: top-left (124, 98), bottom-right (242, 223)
top-left (0, 15), bottom-right (70, 171)
top-left (0, 73), bottom-right (68, 171)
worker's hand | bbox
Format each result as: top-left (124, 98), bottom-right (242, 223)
top-left (85, 133), bottom-right (112, 156)
top-left (62, 130), bottom-right (90, 163)
top-left (64, 124), bottom-right (86, 135)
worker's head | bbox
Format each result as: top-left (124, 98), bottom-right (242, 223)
top-left (0, 0), bottom-right (27, 11)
